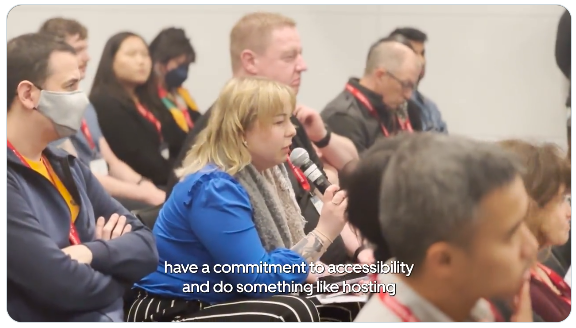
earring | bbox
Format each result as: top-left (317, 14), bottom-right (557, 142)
top-left (242, 140), bottom-right (248, 147)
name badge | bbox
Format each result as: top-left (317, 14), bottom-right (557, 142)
top-left (311, 194), bottom-right (324, 215)
top-left (89, 158), bottom-right (109, 175)
top-left (160, 143), bottom-right (170, 160)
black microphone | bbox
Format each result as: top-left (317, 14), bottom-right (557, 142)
top-left (289, 147), bottom-right (332, 194)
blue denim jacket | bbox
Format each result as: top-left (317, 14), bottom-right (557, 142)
top-left (411, 90), bottom-right (448, 134)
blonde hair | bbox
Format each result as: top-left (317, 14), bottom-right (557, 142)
top-left (230, 12), bottom-right (296, 73)
top-left (178, 77), bottom-right (296, 177)
top-left (498, 139), bottom-right (571, 246)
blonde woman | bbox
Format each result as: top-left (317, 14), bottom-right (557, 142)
top-left (127, 77), bottom-right (359, 322)
top-left (499, 140), bottom-right (571, 322)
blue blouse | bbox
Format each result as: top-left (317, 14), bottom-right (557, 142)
top-left (134, 165), bottom-right (309, 304)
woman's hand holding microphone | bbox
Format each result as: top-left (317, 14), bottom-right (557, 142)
top-left (314, 185), bottom-right (348, 246)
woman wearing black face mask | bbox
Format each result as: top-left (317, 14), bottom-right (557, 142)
top-left (149, 27), bottom-right (202, 133)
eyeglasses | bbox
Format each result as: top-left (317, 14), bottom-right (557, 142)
top-left (387, 72), bottom-right (415, 92)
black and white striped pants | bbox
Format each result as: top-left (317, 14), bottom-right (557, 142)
top-left (126, 289), bottom-right (363, 322)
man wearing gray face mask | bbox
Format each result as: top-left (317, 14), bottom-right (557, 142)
top-left (39, 17), bottom-right (166, 210)
top-left (6, 33), bottom-right (158, 322)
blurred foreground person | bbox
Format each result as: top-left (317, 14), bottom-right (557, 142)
top-left (353, 133), bottom-right (538, 322)
top-left (341, 135), bottom-right (415, 264)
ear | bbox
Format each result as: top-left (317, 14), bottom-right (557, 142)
top-left (239, 49), bottom-right (258, 75)
top-left (15, 81), bottom-right (37, 111)
top-left (424, 241), bottom-right (458, 278)
top-left (374, 67), bottom-right (387, 80)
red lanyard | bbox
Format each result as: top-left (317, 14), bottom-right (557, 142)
top-left (532, 263), bottom-right (571, 305)
top-left (286, 156), bottom-right (310, 192)
top-left (7, 140), bottom-right (81, 245)
top-left (345, 83), bottom-right (413, 137)
top-left (136, 102), bottom-right (163, 141)
top-left (378, 290), bottom-right (420, 322)
top-left (80, 119), bottom-right (95, 149)
top-left (181, 107), bottom-right (194, 129)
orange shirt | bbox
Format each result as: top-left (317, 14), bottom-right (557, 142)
top-left (24, 156), bottom-right (79, 223)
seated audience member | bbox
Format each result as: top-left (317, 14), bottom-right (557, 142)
top-left (7, 33), bottom-right (158, 322)
top-left (90, 32), bottom-right (187, 187)
top-left (167, 12), bottom-right (367, 266)
top-left (321, 39), bottom-right (423, 153)
top-left (127, 77), bottom-right (361, 322)
top-left (39, 18), bottom-right (166, 210)
top-left (149, 27), bottom-right (202, 132)
top-left (352, 133), bottom-right (538, 322)
top-left (498, 140), bottom-right (571, 322)
top-left (389, 27), bottom-right (448, 133)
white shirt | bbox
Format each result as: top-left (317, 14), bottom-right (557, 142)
top-left (355, 272), bottom-right (498, 322)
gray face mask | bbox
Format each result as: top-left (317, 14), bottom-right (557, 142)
top-left (35, 89), bottom-right (90, 139)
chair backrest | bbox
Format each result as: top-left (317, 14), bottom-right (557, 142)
top-left (542, 249), bottom-right (569, 278)
top-left (132, 204), bottom-right (163, 230)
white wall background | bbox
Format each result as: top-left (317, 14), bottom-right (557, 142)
top-left (7, 4), bottom-right (570, 147)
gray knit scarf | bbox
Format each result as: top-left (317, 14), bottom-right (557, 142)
top-left (234, 164), bottom-right (307, 251)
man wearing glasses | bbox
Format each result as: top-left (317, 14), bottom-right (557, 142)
top-left (321, 38), bottom-right (422, 153)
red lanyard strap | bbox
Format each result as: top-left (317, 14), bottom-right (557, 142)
top-left (182, 107), bottom-right (194, 129)
top-left (286, 156), bottom-right (310, 192)
top-left (378, 290), bottom-right (420, 322)
top-left (80, 119), bottom-right (96, 150)
top-left (533, 263), bottom-right (571, 305)
top-left (8, 140), bottom-right (81, 245)
top-left (345, 83), bottom-right (413, 137)
top-left (136, 102), bottom-right (163, 142)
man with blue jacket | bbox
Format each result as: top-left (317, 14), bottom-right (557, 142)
top-left (6, 33), bottom-right (159, 322)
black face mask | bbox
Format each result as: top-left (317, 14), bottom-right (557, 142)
top-left (164, 64), bottom-right (189, 89)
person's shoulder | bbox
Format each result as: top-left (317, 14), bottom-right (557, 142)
top-left (89, 93), bottom-right (127, 112)
top-left (83, 102), bottom-right (98, 118)
top-left (414, 92), bottom-right (440, 109)
top-left (89, 92), bottom-right (116, 104)
top-left (45, 144), bottom-right (77, 159)
top-left (173, 164), bottom-right (247, 202)
top-left (354, 295), bottom-right (401, 322)
top-left (321, 89), bottom-right (357, 118)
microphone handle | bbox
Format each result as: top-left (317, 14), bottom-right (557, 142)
top-left (300, 160), bottom-right (332, 195)
top-left (315, 177), bottom-right (332, 195)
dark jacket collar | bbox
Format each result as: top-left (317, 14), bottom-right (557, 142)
top-left (8, 143), bottom-right (76, 167)
top-left (412, 89), bottom-right (425, 103)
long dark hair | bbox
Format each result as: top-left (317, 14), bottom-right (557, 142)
top-left (89, 31), bottom-right (164, 116)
